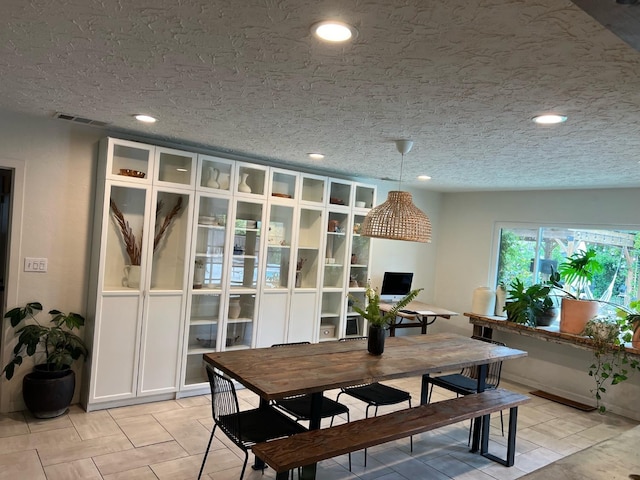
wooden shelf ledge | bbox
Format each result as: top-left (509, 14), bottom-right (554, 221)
top-left (465, 312), bottom-right (640, 358)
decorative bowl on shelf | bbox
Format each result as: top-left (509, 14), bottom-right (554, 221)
top-left (196, 338), bottom-right (216, 348)
top-left (198, 215), bottom-right (217, 225)
top-left (329, 197), bottom-right (344, 205)
top-left (119, 169), bottom-right (146, 178)
top-left (272, 192), bottom-right (292, 199)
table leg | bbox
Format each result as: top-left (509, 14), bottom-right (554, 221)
top-left (470, 363), bottom-right (488, 452)
top-left (420, 373), bottom-right (431, 405)
top-left (252, 397), bottom-right (269, 470)
top-left (299, 392), bottom-right (323, 479)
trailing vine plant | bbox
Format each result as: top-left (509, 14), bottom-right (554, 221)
top-left (584, 316), bottom-right (640, 413)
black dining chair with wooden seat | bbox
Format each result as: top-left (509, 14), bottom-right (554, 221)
top-left (198, 366), bottom-right (307, 480)
top-left (425, 336), bottom-right (506, 443)
top-left (336, 337), bottom-right (413, 466)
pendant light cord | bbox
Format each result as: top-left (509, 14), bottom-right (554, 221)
top-left (398, 152), bottom-right (404, 191)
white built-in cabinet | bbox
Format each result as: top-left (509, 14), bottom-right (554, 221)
top-left (85, 137), bottom-right (375, 407)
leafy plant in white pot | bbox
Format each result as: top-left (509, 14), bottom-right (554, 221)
top-left (3, 302), bottom-right (88, 418)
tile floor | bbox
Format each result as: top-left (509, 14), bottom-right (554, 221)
top-left (0, 377), bottom-right (636, 479)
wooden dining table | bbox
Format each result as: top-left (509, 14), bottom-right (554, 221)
top-left (203, 333), bottom-right (527, 479)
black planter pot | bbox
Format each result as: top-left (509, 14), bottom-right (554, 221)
top-left (368, 324), bottom-right (386, 356)
top-left (23, 364), bottom-right (75, 418)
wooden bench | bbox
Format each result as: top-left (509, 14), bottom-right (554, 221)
top-left (252, 388), bottom-right (530, 479)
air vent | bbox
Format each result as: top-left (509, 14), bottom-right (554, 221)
top-left (54, 112), bottom-right (111, 127)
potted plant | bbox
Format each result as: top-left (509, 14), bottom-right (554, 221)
top-left (504, 279), bottom-right (557, 327)
top-left (349, 284), bottom-right (422, 355)
top-left (583, 316), bottom-right (640, 413)
top-left (617, 300), bottom-right (640, 348)
top-left (2, 302), bottom-right (88, 418)
top-left (549, 248), bottom-right (603, 335)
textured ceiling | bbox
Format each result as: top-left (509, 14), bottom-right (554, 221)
top-left (2, 0), bottom-right (640, 192)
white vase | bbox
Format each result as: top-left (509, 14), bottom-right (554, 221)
top-left (193, 265), bottom-right (205, 289)
top-left (228, 298), bottom-right (241, 319)
top-left (206, 167), bottom-right (219, 189)
top-left (494, 285), bottom-right (507, 316)
top-left (471, 287), bottom-right (496, 316)
top-left (123, 265), bottom-right (141, 289)
top-left (218, 172), bottom-right (230, 190)
top-left (238, 172), bottom-right (252, 193)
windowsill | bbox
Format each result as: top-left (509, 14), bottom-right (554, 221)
top-left (465, 312), bottom-right (640, 357)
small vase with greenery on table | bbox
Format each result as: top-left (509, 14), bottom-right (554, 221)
top-left (349, 284), bottom-right (422, 355)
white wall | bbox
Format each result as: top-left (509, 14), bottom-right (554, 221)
top-left (431, 188), bottom-right (640, 420)
top-left (0, 111), bottom-right (104, 411)
top-left (367, 180), bottom-right (441, 305)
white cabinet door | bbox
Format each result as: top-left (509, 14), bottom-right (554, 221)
top-left (288, 291), bottom-right (318, 343)
top-left (91, 295), bottom-right (142, 402)
top-left (256, 292), bottom-right (289, 347)
top-left (138, 293), bottom-right (184, 395)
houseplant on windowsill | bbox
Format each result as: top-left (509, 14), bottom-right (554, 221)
top-left (349, 284), bottom-right (422, 355)
top-left (504, 279), bottom-right (558, 327)
top-left (2, 302), bottom-right (88, 418)
top-left (549, 248), bottom-right (603, 335)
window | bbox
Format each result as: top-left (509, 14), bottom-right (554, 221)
top-left (494, 224), bottom-right (640, 309)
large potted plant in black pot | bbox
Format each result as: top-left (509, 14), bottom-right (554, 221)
top-left (2, 301), bottom-right (88, 418)
top-left (349, 284), bottom-right (422, 355)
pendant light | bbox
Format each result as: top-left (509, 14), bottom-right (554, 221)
top-left (361, 140), bottom-right (432, 243)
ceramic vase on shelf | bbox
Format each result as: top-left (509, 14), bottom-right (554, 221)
top-left (218, 172), bottom-right (230, 190)
top-left (123, 265), bottom-right (141, 289)
top-left (193, 263), bottom-right (205, 289)
top-left (471, 287), bottom-right (496, 316)
top-left (228, 298), bottom-right (241, 319)
top-left (206, 167), bottom-right (219, 189)
top-left (238, 172), bottom-right (252, 193)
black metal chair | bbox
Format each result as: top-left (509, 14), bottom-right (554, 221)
top-left (425, 336), bottom-right (506, 443)
top-left (271, 342), bottom-right (352, 471)
top-left (271, 342), bottom-right (350, 427)
top-left (198, 366), bottom-right (307, 480)
top-left (336, 336), bottom-right (413, 467)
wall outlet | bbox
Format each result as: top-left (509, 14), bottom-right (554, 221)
top-left (24, 257), bottom-right (48, 272)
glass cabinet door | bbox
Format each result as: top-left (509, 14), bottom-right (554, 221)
top-left (230, 201), bottom-right (264, 290)
top-left (148, 190), bottom-right (192, 290)
top-left (194, 195), bottom-right (230, 290)
top-left (198, 155), bottom-right (235, 193)
top-left (264, 204), bottom-right (294, 290)
top-left (107, 139), bottom-right (153, 182)
top-left (295, 207), bottom-right (324, 289)
top-left (105, 184), bottom-right (149, 291)
top-left (184, 293), bottom-right (221, 386)
top-left (155, 147), bottom-right (197, 186)
top-left (324, 211), bottom-right (349, 288)
top-left (349, 213), bottom-right (370, 291)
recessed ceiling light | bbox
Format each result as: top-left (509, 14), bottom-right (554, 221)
top-left (308, 153), bottom-right (325, 160)
top-left (311, 21), bottom-right (358, 42)
top-left (532, 114), bottom-right (567, 125)
top-left (417, 175), bottom-right (432, 181)
top-left (134, 114), bottom-right (157, 123)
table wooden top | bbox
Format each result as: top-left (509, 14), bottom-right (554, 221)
top-left (203, 333), bottom-right (527, 400)
top-left (379, 301), bottom-right (458, 320)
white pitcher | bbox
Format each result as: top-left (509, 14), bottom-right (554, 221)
top-left (123, 265), bottom-right (141, 288)
top-left (206, 167), bottom-right (219, 189)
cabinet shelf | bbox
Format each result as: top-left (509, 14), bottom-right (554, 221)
top-left (320, 312), bottom-right (341, 318)
top-left (190, 318), bottom-right (219, 325)
top-left (298, 246), bottom-right (319, 250)
top-left (267, 244), bottom-right (290, 249)
top-left (191, 286), bottom-right (223, 294)
top-left (227, 317), bottom-right (253, 324)
top-left (225, 344), bottom-right (251, 351)
top-left (324, 264), bottom-right (343, 268)
top-left (350, 264), bottom-right (368, 268)
top-left (187, 347), bottom-right (216, 355)
top-left (327, 232), bottom-right (346, 237)
top-left (198, 224), bottom-right (226, 230)
top-left (232, 254), bottom-right (258, 259)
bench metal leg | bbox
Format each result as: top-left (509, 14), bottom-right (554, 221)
top-left (480, 406), bottom-right (519, 467)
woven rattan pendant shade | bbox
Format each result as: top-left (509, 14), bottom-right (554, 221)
top-left (361, 139), bottom-right (432, 243)
top-left (361, 190), bottom-right (432, 242)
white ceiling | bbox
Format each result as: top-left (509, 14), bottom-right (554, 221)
top-left (2, 0), bottom-right (640, 192)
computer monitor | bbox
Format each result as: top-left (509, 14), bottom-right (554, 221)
top-left (380, 272), bottom-right (413, 303)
